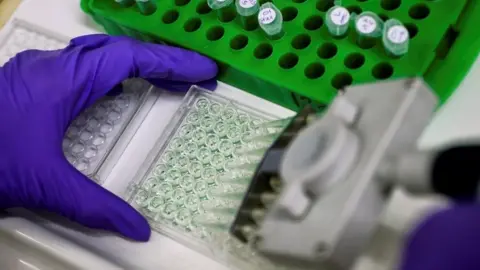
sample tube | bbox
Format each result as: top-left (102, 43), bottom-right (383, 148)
top-left (236, 0), bottom-right (260, 31)
top-left (325, 5), bottom-right (351, 38)
top-left (382, 19), bottom-right (409, 58)
top-left (251, 117), bottom-right (291, 137)
top-left (193, 212), bottom-right (233, 231)
top-left (136, 0), bottom-right (157, 15)
top-left (216, 172), bottom-right (252, 185)
top-left (258, 3), bottom-right (284, 40)
top-left (250, 208), bottom-right (265, 224)
top-left (354, 12), bottom-right (382, 49)
top-left (254, 117), bottom-right (292, 129)
top-left (208, 0), bottom-right (236, 22)
top-left (201, 198), bottom-right (240, 213)
top-left (115, 0), bottom-right (135, 7)
top-left (209, 183), bottom-right (247, 199)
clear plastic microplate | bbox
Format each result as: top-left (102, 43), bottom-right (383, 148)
top-left (63, 79), bottom-right (152, 180)
top-left (126, 85), bottom-right (292, 270)
top-left (0, 20), bottom-right (153, 182)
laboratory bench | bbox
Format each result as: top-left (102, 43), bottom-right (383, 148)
top-left (0, 0), bottom-right (478, 269)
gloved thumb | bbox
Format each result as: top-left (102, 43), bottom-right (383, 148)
top-left (0, 158), bottom-right (151, 242)
top-left (58, 163), bottom-right (151, 241)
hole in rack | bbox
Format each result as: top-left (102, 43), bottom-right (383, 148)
top-left (332, 73), bottom-right (353, 89)
top-left (196, 1), bottom-right (212, 14)
top-left (162, 10), bottom-right (180, 24)
top-left (357, 0), bottom-right (367, 2)
top-left (184, 18), bottom-right (202, 32)
top-left (116, 0), bottom-right (135, 8)
top-left (292, 34), bottom-right (311, 50)
top-left (435, 26), bottom-right (459, 60)
top-left (206, 26), bottom-right (225, 41)
top-left (230, 35), bottom-right (249, 50)
top-left (279, 53), bottom-right (299, 69)
top-left (282, 7), bottom-right (298, 22)
top-left (409, 4), bottom-right (430, 20)
top-left (293, 0), bottom-right (307, 3)
top-left (405, 23), bottom-right (418, 39)
top-left (305, 63), bottom-right (325, 79)
top-left (254, 43), bottom-right (273, 59)
top-left (381, 0), bottom-right (401, 11)
top-left (317, 43), bottom-right (337, 59)
top-left (347, 5), bottom-right (362, 14)
top-left (219, 9), bottom-right (237, 22)
top-left (136, 1), bottom-right (157, 15)
top-left (175, 0), bottom-right (191, 6)
top-left (304, 16), bottom-right (323, 30)
top-left (316, 0), bottom-right (334, 12)
top-left (378, 14), bottom-right (389, 21)
top-left (357, 38), bottom-right (377, 49)
top-left (242, 16), bottom-right (259, 31)
top-left (344, 53), bottom-right (365, 69)
top-left (372, 62), bottom-right (394, 79)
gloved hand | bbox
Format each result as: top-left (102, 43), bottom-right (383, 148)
top-left (401, 205), bottom-right (480, 270)
top-left (0, 34), bottom-right (218, 241)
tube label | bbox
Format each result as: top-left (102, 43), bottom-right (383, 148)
top-left (330, 7), bottom-right (350, 26)
top-left (387, 25), bottom-right (409, 44)
top-left (259, 8), bottom-right (276, 25)
top-left (356, 16), bottom-right (377, 34)
top-left (240, 0), bottom-right (256, 8)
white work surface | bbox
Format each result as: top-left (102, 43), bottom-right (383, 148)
top-left (0, 0), bottom-right (478, 269)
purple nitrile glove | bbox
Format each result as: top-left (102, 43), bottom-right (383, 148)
top-left (400, 204), bottom-right (480, 270)
top-left (0, 34), bottom-right (218, 241)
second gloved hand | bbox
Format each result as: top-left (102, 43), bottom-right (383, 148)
top-left (0, 34), bottom-right (218, 241)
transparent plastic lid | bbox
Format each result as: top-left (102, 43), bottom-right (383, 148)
top-left (0, 22), bottom-right (67, 66)
top-left (63, 79), bottom-right (151, 180)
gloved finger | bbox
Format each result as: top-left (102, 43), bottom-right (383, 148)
top-left (64, 34), bottom-right (218, 102)
top-left (400, 204), bottom-right (480, 270)
top-left (0, 158), bottom-right (151, 241)
top-left (59, 165), bottom-right (151, 241)
top-left (68, 34), bottom-right (119, 48)
top-left (147, 77), bottom-right (217, 92)
top-left (106, 78), bottom-right (216, 99)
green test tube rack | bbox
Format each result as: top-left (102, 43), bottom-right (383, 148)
top-left (115, 0), bottom-right (135, 8)
top-left (82, 0), bottom-right (480, 111)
